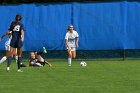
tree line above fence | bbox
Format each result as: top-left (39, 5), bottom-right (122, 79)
top-left (0, 0), bottom-right (138, 4)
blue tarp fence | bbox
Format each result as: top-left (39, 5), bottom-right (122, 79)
top-left (0, 1), bottom-right (140, 51)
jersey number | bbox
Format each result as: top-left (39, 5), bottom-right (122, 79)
top-left (13, 25), bottom-right (20, 31)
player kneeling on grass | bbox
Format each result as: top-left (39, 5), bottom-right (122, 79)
top-left (29, 50), bottom-right (52, 67)
top-left (29, 52), bottom-right (42, 67)
top-left (65, 25), bottom-right (79, 66)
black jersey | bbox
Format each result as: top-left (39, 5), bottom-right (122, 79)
top-left (9, 21), bottom-right (25, 48)
top-left (9, 21), bottom-right (24, 40)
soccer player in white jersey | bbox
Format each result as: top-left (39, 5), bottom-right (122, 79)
top-left (0, 31), bottom-right (18, 64)
top-left (65, 25), bottom-right (79, 66)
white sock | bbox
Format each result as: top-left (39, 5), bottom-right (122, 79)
top-left (14, 56), bottom-right (18, 63)
top-left (7, 67), bottom-right (10, 71)
top-left (0, 56), bottom-right (7, 64)
top-left (36, 63), bottom-right (42, 67)
top-left (68, 58), bottom-right (72, 66)
top-left (14, 56), bottom-right (18, 60)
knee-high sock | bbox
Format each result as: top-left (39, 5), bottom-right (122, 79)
top-left (68, 58), bottom-right (72, 65)
top-left (0, 56), bottom-right (7, 64)
top-left (7, 56), bottom-right (12, 67)
top-left (17, 57), bottom-right (22, 69)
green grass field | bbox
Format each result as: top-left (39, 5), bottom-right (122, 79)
top-left (0, 59), bottom-right (140, 93)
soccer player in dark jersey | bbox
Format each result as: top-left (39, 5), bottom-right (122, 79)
top-left (7, 14), bottom-right (24, 72)
top-left (0, 31), bottom-right (26, 67)
top-left (34, 51), bottom-right (52, 67)
top-left (29, 52), bottom-right (43, 67)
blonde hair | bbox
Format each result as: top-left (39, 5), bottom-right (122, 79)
top-left (30, 52), bottom-right (35, 55)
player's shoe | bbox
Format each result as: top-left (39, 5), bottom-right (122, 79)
top-left (6, 67), bottom-right (10, 72)
top-left (17, 69), bottom-right (23, 72)
top-left (43, 47), bottom-right (47, 54)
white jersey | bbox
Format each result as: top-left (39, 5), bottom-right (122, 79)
top-left (5, 35), bottom-right (12, 51)
top-left (65, 30), bottom-right (79, 48)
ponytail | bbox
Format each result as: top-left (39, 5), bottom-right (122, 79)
top-left (11, 14), bottom-right (22, 29)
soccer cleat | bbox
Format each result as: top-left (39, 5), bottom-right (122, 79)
top-left (43, 47), bottom-right (47, 54)
top-left (6, 67), bottom-right (10, 72)
top-left (17, 69), bottom-right (23, 72)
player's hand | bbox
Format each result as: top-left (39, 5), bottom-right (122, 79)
top-left (21, 35), bottom-right (24, 42)
top-left (0, 38), bottom-right (2, 41)
top-left (6, 32), bottom-right (11, 35)
top-left (21, 37), bottom-right (24, 42)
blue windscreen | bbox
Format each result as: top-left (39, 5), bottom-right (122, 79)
top-left (0, 2), bottom-right (139, 51)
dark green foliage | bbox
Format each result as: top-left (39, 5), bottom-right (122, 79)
top-left (0, 0), bottom-right (136, 4)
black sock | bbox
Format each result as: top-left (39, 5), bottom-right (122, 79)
top-left (7, 56), bottom-right (12, 67)
top-left (18, 57), bottom-right (22, 69)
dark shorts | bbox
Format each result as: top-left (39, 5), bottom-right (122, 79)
top-left (29, 64), bottom-right (40, 67)
top-left (10, 38), bottom-right (23, 48)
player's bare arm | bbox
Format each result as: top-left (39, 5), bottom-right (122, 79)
top-left (21, 30), bottom-right (24, 41)
top-left (66, 39), bottom-right (71, 50)
top-left (76, 37), bottom-right (79, 48)
top-left (0, 31), bottom-right (11, 41)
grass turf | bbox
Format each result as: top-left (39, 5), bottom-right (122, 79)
top-left (0, 59), bottom-right (140, 93)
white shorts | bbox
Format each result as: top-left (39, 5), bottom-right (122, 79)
top-left (67, 47), bottom-right (76, 51)
top-left (5, 40), bottom-right (11, 51)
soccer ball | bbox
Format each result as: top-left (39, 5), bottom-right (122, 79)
top-left (80, 61), bottom-right (87, 67)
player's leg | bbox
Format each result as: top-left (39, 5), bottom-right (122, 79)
top-left (68, 48), bottom-right (76, 66)
top-left (0, 43), bottom-right (11, 64)
top-left (14, 48), bottom-right (26, 67)
top-left (67, 49), bottom-right (72, 66)
top-left (72, 50), bottom-right (76, 59)
top-left (45, 61), bottom-right (52, 67)
top-left (13, 48), bottom-right (18, 62)
top-left (17, 48), bottom-right (23, 71)
top-left (7, 47), bottom-right (15, 71)
top-left (6, 50), bottom-right (10, 58)
top-left (0, 56), bottom-right (7, 64)
top-left (0, 51), bottom-right (9, 64)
